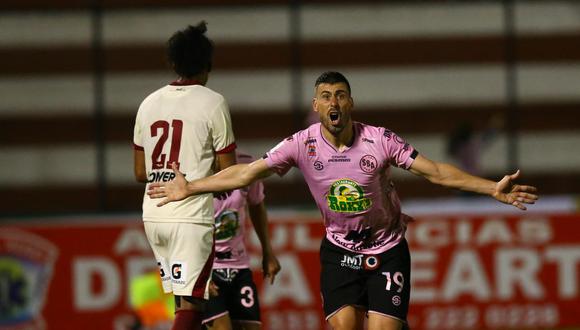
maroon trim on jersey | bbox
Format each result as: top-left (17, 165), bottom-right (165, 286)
top-left (191, 240), bottom-right (215, 299)
top-left (318, 122), bottom-right (358, 152)
top-left (169, 79), bottom-right (202, 86)
top-left (216, 142), bottom-right (237, 154)
top-left (133, 143), bottom-right (144, 151)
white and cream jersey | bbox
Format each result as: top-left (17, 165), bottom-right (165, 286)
top-left (133, 80), bottom-right (236, 224)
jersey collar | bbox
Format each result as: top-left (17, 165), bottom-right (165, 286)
top-left (170, 79), bottom-right (202, 86)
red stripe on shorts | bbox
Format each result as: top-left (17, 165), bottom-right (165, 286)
top-left (190, 239), bottom-right (215, 298)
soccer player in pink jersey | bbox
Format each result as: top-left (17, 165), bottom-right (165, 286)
top-left (202, 151), bottom-right (280, 330)
top-left (133, 22), bottom-right (237, 330)
top-left (148, 71), bottom-right (538, 330)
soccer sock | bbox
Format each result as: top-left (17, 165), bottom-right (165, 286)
top-left (171, 310), bottom-right (203, 330)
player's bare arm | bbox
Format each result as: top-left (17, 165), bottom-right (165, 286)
top-left (248, 201), bottom-right (281, 285)
top-left (148, 158), bottom-right (274, 206)
top-left (409, 154), bottom-right (538, 210)
top-left (133, 149), bottom-right (148, 183)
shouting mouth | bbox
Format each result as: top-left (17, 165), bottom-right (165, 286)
top-left (329, 111), bottom-right (341, 126)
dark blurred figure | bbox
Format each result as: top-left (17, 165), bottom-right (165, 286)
top-left (447, 114), bottom-right (504, 176)
top-left (446, 114), bottom-right (503, 196)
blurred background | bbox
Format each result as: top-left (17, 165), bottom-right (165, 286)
top-left (1, 0), bottom-right (579, 329)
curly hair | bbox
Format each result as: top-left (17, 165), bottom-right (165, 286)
top-left (167, 21), bottom-right (214, 78)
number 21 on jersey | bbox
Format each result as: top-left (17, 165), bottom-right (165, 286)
top-left (151, 119), bottom-right (183, 169)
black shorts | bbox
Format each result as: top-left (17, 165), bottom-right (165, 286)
top-left (320, 237), bottom-right (411, 323)
top-left (202, 268), bottom-right (261, 324)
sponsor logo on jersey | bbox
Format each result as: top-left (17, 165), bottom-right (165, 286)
top-left (307, 144), bottom-right (317, 157)
top-left (363, 256), bottom-right (380, 270)
top-left (327, 179), bottom-right (371, 213)
top-left (215, 209), bottom-right (240, 241)
top-left (171, 262), bottom-right (186, 285)
top-left (148, 171), bottom-right (176, 183)
top-left (362, 137), bottom-right (374, 144)
top-left (313, 161), bottom-right (324, 171)
top-left (305, 138), bottom-right (317, 157)
top-left (340, 254), bottom-right (364, 270)
top-left (383, 128), bottom-right (392, 140)
top-left (331, 234), bottom-right (388, 251)
top-left (339, 254), bottom-right (380, 271)
top-left (172, 264), bottom-right (182, 279)
top-left (157, 259), bottom-right (171, 284)
top-left (328, 155), bottom-right (351, 163)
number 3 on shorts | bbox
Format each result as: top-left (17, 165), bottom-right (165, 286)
top-left (240, 286), bottom-right (255, 307)
top-left (382, 271), bottom-right (404, 293)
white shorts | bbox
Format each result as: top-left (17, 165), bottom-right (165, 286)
top-left (143, 221), bottom-right (214, 299)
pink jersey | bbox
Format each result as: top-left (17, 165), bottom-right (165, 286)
top-left (265, 122), bottom-right (417, 254)
top-left (212, 152), bottom-right (265, 269)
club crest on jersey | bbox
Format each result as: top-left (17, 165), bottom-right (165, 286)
top-left (215, 209), bottom-right (240, 241)
top-left (360, 155), bottom-right (378, 173)
top-left (327, 179), bottom-right (371, 213)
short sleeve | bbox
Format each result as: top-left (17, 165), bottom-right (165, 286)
top-left (210, 96), bottom-right (236, 153)
top-left (381, 128), bottom-right (417, 169)
top-left (264, 135), bottom-right (299, 176)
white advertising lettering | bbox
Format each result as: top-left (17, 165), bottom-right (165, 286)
top-left (73, 257), bottom-right (121, 310)
top-left (73, 228), bottom-right (155, 312)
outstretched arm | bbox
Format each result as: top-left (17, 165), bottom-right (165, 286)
top-left (248, 201), bottom-right (281, 285)
top-left (147, 159), bottom-right (274, 206)
top-left (409, 154), bottom-right (538, 210)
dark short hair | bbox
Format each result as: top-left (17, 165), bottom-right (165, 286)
top-left (167, 21), bottom-right (213, 78)
top-left (314, 71), bottom-right (351, 95)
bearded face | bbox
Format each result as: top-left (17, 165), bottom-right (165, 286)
top-left (313, 82), bottom-right (354, 136)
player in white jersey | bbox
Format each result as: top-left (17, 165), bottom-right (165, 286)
top-left (202, 151), bottom-right (280, 330)
top-left (147, 71), bottom-right (539, 330)
top-left (133, 22), bottom-right (236, 330)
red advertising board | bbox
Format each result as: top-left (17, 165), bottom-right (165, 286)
top-left (1, 212), bottom-right (579, 330)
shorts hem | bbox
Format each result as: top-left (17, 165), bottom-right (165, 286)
top-left (367, 310), bottom-right (406, 323)
top-left (325, 304), bottom-right (366, 321)
top-left (202, 311), bottom-right (229, 324)
top-left (172, 290), bottom-right (206, 299)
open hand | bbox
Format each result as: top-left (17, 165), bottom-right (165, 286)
top-left (147, 162), bottom-right (189, 207)
top-left (492, 170), bottom-right (539, 210)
